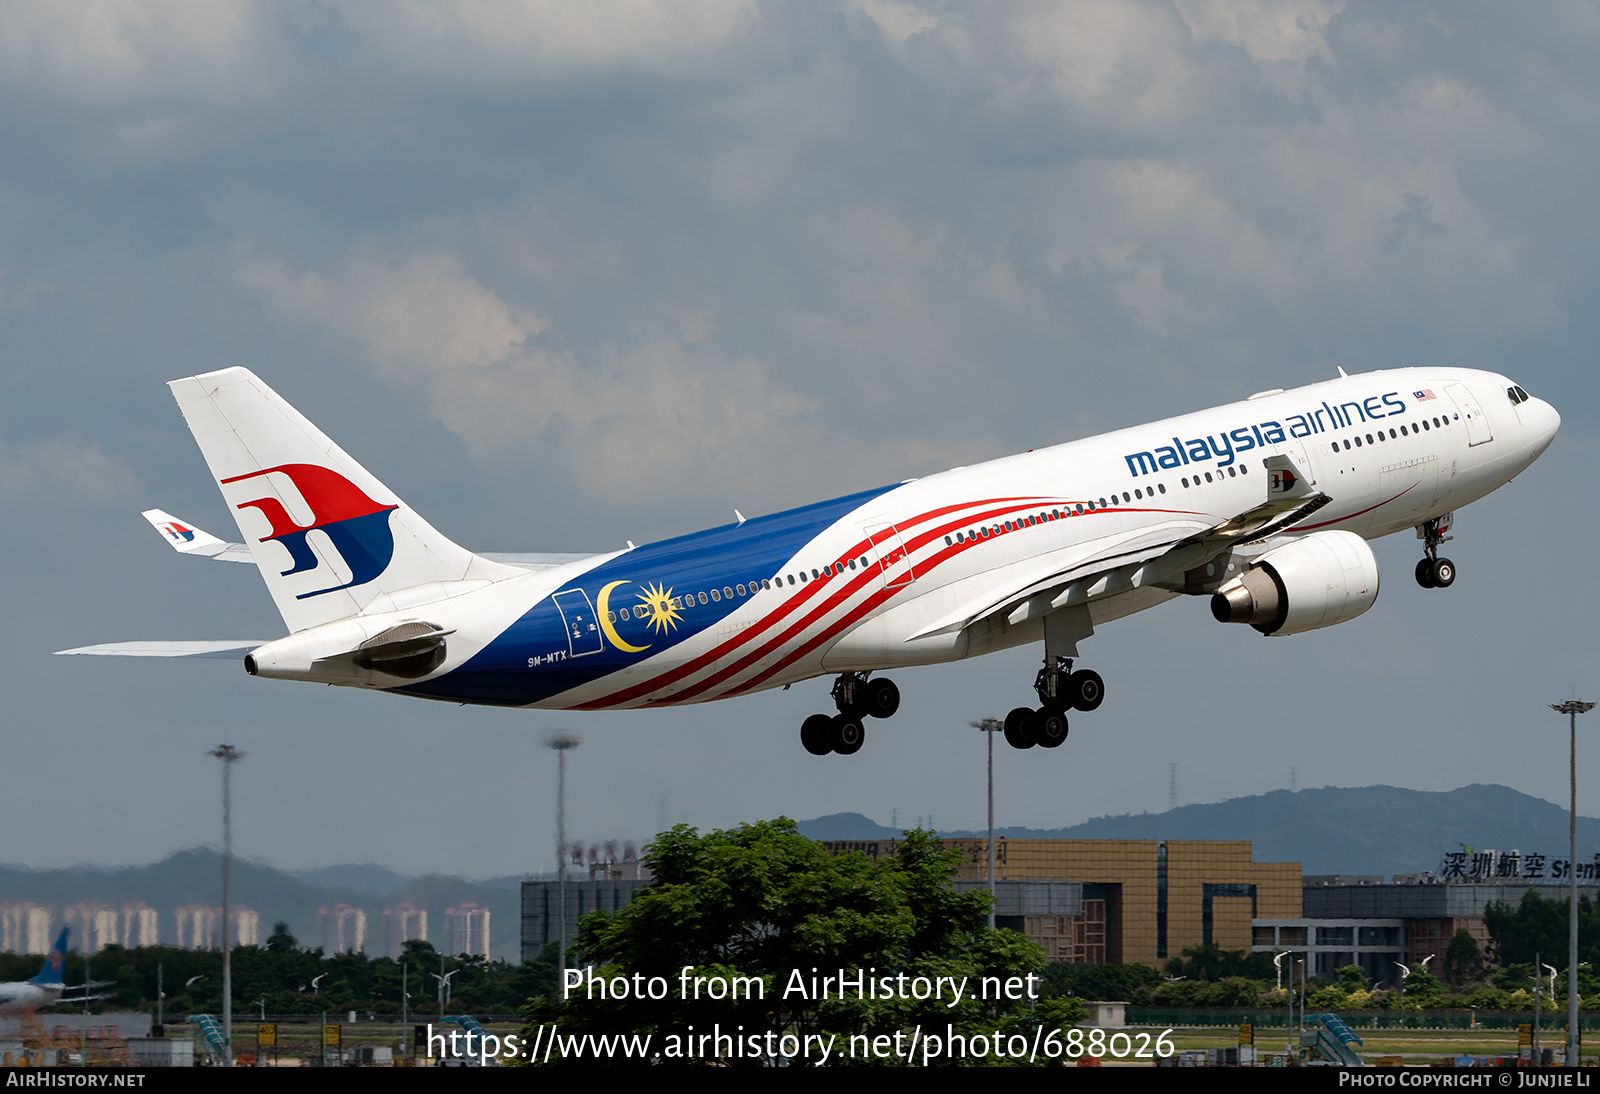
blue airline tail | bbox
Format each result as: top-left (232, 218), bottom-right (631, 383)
top-left (28, 928), bottom-right (68, 985)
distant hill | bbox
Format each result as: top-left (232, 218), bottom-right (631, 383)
top-left (801, 785), bottom-right (1600, 878)
top-left (0, 850), bottom-right (521, 963)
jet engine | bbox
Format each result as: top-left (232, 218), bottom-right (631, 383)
top-left (1210, 530), bottom-right (1379, 636)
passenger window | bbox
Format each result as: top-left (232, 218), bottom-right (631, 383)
top-left (710, 588), bottom-right (721, 602)
top-left (723, 586), bottom-right (733, 599)
top-left (1423, 420), bottom-right (1430, 431)
top-left (786, 575), bottom-right (795, 586)
top-left (1203, 473), bottom-right (1212, 483)
top-left (1366, 434), bottom-right (1373, 444)
top-left (1182, 477), bottom-right (1189, 488)
top-left (698, 592), bottom-right (708, 604)
top-left (1123, 492), bottom-right (1131, 502)
top-left (1354, 437), bottom-right (1362, 447)
top-left (1158, 483), bottom-right (1166, 493)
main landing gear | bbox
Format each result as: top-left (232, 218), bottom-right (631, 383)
top-left (800, 672), bottom-right (900, 756)
top-left (1002, 657), bottom-right (1104, 750)
top-left (1414, 516), bottom-right (1456, 589)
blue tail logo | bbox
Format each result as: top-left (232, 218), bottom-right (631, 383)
top-left (29, 928), bottom-right (67, 985)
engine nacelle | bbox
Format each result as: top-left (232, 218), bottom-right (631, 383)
top-left (1210, 530), bottom-right (1379, 636)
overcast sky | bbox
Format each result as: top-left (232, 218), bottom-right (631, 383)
top-left (3, 0), bottom-right (1597, 878)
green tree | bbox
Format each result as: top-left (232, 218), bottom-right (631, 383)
top-left (265, 922), bottom-right (298, 953)
top-left (520, 820), bottom-right (1081, 1066)
top-left (1443, 929), bottom-right (1485, 988)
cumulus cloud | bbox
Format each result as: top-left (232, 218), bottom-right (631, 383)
top-left (0, 435), bottom-right (141, 505)
top-left (232, 241), bottom-right (847, 502)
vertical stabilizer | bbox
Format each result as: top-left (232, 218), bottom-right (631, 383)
top-left (28, 928), bottom-right (67, 985)
top-left (168, 368), bottom-right (518, 632)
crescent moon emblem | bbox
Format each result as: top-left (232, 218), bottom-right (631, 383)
top-left (597, 581), bottom-right (651, 654)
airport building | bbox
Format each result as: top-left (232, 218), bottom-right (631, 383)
top-left (824, 838), bottom-right (1303, 967)
top-left (519, 837), bottom-right (1599, 978)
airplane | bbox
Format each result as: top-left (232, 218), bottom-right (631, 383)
top-left (58, 366), bottom-right (1558, 755)
top-left (0, 929), bottom-right (107, 1015)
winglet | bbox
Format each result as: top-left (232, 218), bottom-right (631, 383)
top-left (142, 509), bottom-right (229, 557)
top-left (1264, 454), bottom-right (1315, 499)
top-left (141, 509), bottom-right (254, 563)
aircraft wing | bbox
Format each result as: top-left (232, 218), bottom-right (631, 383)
top-left (909, 455), bottom-right (1329, 640)
top-left (54, 641), bottom-right (265, 658)
top-left (142, 509), bottom-right (598, 572)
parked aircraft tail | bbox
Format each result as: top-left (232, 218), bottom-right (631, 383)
top-left (28, 929), bottom-right (68, 985)
top-left (168, 368), bottom-right (519, 632)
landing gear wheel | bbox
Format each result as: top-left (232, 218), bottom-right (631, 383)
top-left (1003, 706), bottom-right (1037, 749)
top-left (801, 714), bottom-right (834, 755)
top-left (1415, 558), bottom-right (1437, 589)
top-left (831, 714), bottom-right (865, 755)
top-left (1431, 557), bottom-right (1455, 588)
top-left (1066, 669), bottom-right (1104, 712)
top-left (1033, 707), bottom-right (1068, 748)
top-left (863, 678), bottom-right (900, 719)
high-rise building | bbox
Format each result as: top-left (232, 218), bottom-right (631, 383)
top-left (171, 905), bottom-right (257, 950)
top-left (174, 904), bottom-right (218, 950)
top-left (121, 902), bottom-right (159, 948)
top-left (445, 902), bottom-right (490, 957)
top-left (0, 902), bottom-right (52, 954)
top-left (232, 906), bottom-right (260, 948)
top-left (383, 903), bottom-right (428, 959)
top-left (62, 902), bottom-right (119, 954)
top-left (320, 904), bottom-right (366, 954)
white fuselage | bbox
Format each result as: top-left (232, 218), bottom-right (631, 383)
top-left (244, 367), bottom-right (1557, 712)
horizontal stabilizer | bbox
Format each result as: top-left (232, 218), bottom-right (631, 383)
top-left (54, 641), bottom-right (264, 659)
top-left (141, 509), bottom-right (253, 562)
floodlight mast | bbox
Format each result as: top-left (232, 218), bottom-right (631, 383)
top-left (1552, 699), bottom-right (1595, 1068)
top-left (208, 744), bottom-right (244, 1067)
top-left (546, 732), bottom-right (581, 977)
top-left (970, 718), bottom-right (1003, 929)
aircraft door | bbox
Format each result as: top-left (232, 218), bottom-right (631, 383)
top-left (1444, 383), bottom-right (1493, 446)
top-left (862, 522), bottom-right (915, 590)
top-left (553, 589), bottom-right (604, 657)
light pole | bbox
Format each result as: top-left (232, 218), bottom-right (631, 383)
top-left (1552, 699), bottom-right (1594, 1067)
top-left (970, 718), bottom-right (1002, 929)
top-left (546, 732), bottom-right (581, 975)
top-left (209, 744), bottom-right (244, 1067)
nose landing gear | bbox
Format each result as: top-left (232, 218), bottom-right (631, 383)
top-left (798, 672), bottom-right (900, 755)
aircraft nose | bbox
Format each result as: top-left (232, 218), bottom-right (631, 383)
top-left (1526, 396), bottom-right (1560, 455)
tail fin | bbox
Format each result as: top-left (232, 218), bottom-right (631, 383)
top-left (168, 368), bottom-right (518, 632)
top-left (28, 928), bottom-right (67, 985)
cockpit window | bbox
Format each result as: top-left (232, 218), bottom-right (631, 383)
top-left (1515, 386), bottom-right (1530, 401)
top-left (1507, 386), bottom-right (1522, 405)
